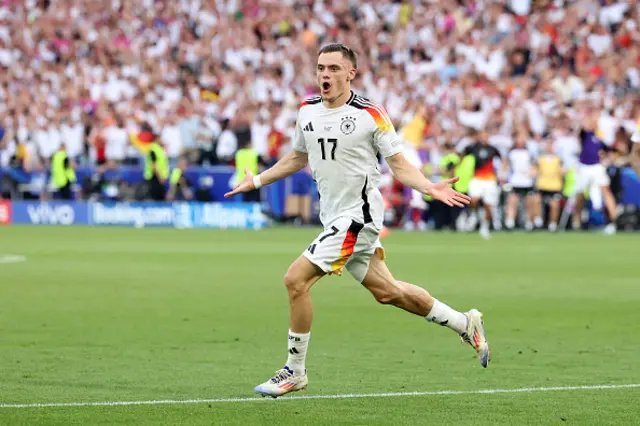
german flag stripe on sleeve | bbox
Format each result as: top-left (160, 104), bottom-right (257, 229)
top-left (351, 96), bottom-right (394, 133)
top-left (359, 98), bottom-right (392, 123)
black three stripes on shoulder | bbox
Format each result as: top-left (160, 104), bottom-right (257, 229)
top-left (299, 96), bottom-right (322, 108)
top-left (349, 94), bottom-right (374, 110)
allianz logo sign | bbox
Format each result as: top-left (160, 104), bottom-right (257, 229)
top-left (27, 204), bottom-right (76, 225)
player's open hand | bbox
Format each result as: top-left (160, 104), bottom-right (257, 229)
top-left (224, 168), bottom-right (256, 198)
top-left (428, 177), bottom-right (472, 208)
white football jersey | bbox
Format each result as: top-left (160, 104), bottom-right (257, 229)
top-left (293, 91), bottom-right (404, 229)
top-left (508, 148), bottom-right (535, 188)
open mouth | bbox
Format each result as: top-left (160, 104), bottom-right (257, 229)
top-left (322, 82), bottom-right (331, 92)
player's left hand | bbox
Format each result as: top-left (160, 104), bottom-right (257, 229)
top-left (428, 177), bottom-right (472, 208)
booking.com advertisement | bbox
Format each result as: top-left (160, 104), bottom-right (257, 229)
top-left (3, 201), bottom-right (267, 230)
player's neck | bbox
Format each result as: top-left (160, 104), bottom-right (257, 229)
top-left (323, 88), bottom-right (352, 109)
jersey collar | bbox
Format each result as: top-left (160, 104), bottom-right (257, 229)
top-left (321, 90), bottom-right (356, 110)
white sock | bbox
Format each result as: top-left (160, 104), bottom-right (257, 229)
top-left (286, 330), bottom-right (310, 376)
top-left (425, 299), bottom-right (468, 335)
top-left (505, 218), bottom-right (515, 229)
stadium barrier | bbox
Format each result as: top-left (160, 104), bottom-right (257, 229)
top-left (0, 166), bottom-right (317, 219)
top-left (4, 200), bottom-right (267, 229)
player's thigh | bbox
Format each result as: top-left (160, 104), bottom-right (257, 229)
top-left (344, 227), bottom-right (385, 283)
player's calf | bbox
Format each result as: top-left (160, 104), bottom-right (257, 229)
top-left (361, 254), bottom-right (490, 367)
top-left (369, 283), bottom-right (402, 306)
top-left (362, 257), bottom-right (432, 315)
top-left (370, 280), bottom-right (433, 314)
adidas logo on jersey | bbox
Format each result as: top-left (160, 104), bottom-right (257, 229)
top-left (303, 122), bottom-right (314, 132)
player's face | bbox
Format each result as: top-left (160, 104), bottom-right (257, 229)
top-left (316, 52), bottom-right (355, 100)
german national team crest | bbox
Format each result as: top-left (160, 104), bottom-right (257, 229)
top-left (340, 116), bottom-right (356, 135)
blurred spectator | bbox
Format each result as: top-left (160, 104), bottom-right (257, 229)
top-left (160, 114), bottom-right (183, 166)
top-left (234, 139), bottom-right (267, 203)
top-left (144, 141), bottom-right (169, 202)
top-left (50, 142), bottom-right (76, 200)
top-left (216, 118), bottom-right (237, 164)
top-left (166, 156), bottom-right (194, 202)
top-left (534, 139), bottom-right (565, 232)
top-left (104, 115), bottom-right (129, 168)
top-left (504, 132), bottom-right (540, 231)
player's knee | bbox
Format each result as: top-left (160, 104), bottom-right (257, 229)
top-left (284, 268), bottom-right (305, 298)
top-left (283, 269), bottom-right (298, 291)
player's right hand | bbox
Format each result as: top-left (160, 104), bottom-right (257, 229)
top-left (428, 176), bottom-right (472, 208)
top-left (224, 168), bottom-right (256, 198)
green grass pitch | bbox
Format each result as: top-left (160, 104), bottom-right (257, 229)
top-left (0, 226), bottom-right (639, 425)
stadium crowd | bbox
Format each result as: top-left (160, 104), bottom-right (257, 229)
top-left (0, 0), bottom-right (639, 230)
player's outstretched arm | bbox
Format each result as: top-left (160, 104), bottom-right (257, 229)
top-left (224, 150), bottom-right (308, 198)
top-left (386, 152), bottom-right (471, 208)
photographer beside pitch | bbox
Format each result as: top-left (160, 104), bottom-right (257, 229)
top-left (225, 44), bottom-right (490, 398)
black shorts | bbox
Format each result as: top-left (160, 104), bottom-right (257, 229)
top-left (56, 183), bottom-right (73, 200)
top-left (148, 177), bottom-right (166, 201)
top-left (512, 186), bottom-right (535, 197)
top-left (539, 190), bottom-right (562, 201)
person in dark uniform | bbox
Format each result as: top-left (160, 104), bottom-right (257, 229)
top-left (463, 130), bottom-right (502, 239)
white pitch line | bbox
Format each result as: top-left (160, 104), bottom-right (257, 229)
top-left (1, 383), bottom-right (639, 409)
top-left (0, 255), bottom-right (26, 264)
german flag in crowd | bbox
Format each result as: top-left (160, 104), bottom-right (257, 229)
top-left (200, 87), bottom-right (220, 102)
top-left (129, 128), bottom-right (156, 153)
